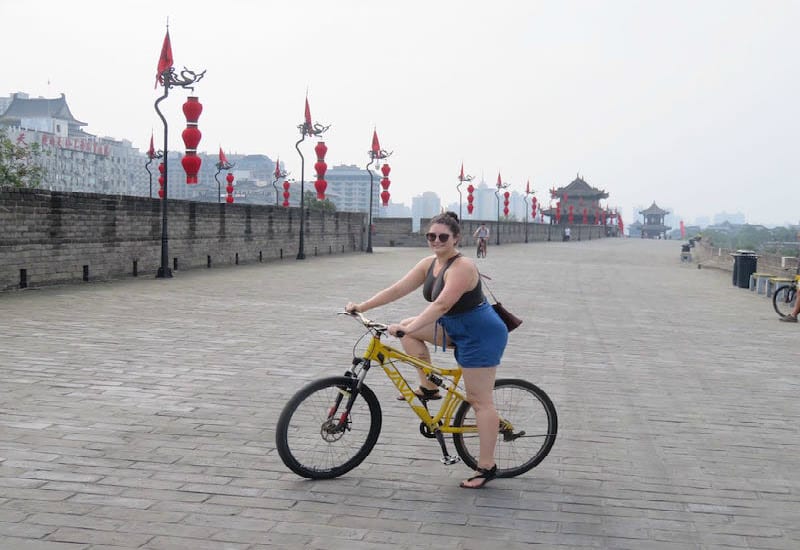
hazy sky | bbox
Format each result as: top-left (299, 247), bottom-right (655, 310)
top-left (2, 0), bottom-right (798, 226)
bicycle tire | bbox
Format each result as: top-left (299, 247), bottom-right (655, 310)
top-left (773, 284), bottom-right (797, 319)
top-left (276, 376), bottom-right (382, 479)
top-left (452, 378), bottom-right (557, 478)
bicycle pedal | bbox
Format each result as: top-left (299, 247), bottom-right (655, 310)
top-left (440, 455), bottom-right (461, 466)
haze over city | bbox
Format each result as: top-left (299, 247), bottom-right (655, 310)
top-left (2, 0), bottom-right (797, 226)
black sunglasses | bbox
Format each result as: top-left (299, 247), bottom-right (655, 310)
top-left (425, 232), bottom-right (452, 243)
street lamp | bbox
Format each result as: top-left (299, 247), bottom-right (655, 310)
top-left (271, 158), bottom-right (289, 206)
top-left (153, 28), bottom-right (205, 278)
top-left (456, 163), bottom-right (473, 222)
top-left (365, 129), bottom-right (392, 253)
top-left (214, 147), bottom-right (234, 204)
top-left (494, 172), bottom-right (509, 246)
top-left (523, 180), bottom-right (534, 243)
top-left (295, 96), bottom-right (330, 260)
top-left (144, 132), bottom-right (162, 199)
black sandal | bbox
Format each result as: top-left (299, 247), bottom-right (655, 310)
top-left (459, 464), bottom-right (497, 489)
top-left (396, 386), bottom-right (442, 401)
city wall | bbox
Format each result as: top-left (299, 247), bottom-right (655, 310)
top-left (0, 187), bottom-right (365, 291)
top-left (371, 217), bottom-right (609, 248)
top-left (0, 188), bottom-right (609, 292)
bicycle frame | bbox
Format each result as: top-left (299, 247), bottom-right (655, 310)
top-left (349, 332), bottom-right (477, 435)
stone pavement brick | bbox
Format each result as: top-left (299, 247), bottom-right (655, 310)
top-left (1, 239), bottom-right (798, 548)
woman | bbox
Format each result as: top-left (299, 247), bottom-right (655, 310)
top-left (346, 212), bottom-right (508, 489)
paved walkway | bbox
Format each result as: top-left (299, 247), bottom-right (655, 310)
top-left (0, 238), bottom-right (797, 549)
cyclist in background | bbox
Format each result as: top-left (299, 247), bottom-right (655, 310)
top-left (473, 223), bottom-right (489, 257)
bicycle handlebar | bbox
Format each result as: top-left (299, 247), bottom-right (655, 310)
top-left (340, 310), bottom-right (404, 337)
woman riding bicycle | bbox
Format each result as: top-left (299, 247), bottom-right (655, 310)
top-left (346, 212), bottom-right (508, 488)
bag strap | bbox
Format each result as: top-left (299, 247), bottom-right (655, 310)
top-left (478, 271), bottom-right (499, 303)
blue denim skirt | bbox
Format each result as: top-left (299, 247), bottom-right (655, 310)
top-left (438, 300), bottom-right (508, 368)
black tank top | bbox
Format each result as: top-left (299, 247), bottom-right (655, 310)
top-left (422, 254), bottom-right (484, 315)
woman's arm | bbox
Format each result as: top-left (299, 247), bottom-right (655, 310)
top-left (348, 256), bottom-right (432, 313)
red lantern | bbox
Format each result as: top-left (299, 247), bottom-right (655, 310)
top-left (181, 96), bottom-right (203, 184)
top-left (225, 172), bottom-right (235, 204)
top-left (467, 203), bottom-right (474, 214)
top-left (314, 141), bottom-right (328, 199)
top-left (503, 191), bottom-right (510, 217)
top-left (282, 180), bottom-right (290, 207)
top-left (556, 201), bottom-right (562, 223)
top-left (181, 126), bottom-right (201, 150)
top-left (380, 163), bottom-right (391, 206)
top-left (532, 197), bottom-right (537, 219)
top-left (582, 208), bottom-right (588, 225)
top-left (182, 96), bottom-right (203, 122)
top-left (568, 205), bottom-right (574, 224)
top-left (466, 183), bottom-right (475, 215)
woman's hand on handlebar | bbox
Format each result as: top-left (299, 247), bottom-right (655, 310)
top-left (345, 302), bottom-right (361, 314)
top-left (388, 323), bottom-right (406, 338)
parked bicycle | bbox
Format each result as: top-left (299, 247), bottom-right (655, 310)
top-left (276, 311), bottom-right (558, 480)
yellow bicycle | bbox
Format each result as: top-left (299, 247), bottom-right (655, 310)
top-left (276, 311), bottom-right (558, 479)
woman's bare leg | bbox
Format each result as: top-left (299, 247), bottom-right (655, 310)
top-left (397, 316), bottom-right (447, 391)
top-left (460, 366), bottom-right (498, 487)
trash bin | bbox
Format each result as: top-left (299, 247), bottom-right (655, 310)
top-left (730, 250), bottom-right (757, 288)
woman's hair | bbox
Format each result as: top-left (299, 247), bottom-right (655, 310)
top-left (429, 211), bottom-right (461, 236)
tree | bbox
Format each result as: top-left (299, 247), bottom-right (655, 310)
top-left (304, 191), bottom-right (336, 212)
top-left (0, 128), bottom-right (46, 188)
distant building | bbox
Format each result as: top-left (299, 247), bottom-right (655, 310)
top-left (713, 211), bottom-right (746, 225)
top-left (324, 164), bottom-right (379, 218)
top-left (411, 191), bottom-right (441, 231)
top-left (543, 174), bottom-right (610, 225)
top-left (0, 92), bottom-right (148, 196)
top-left (639, 201), bottom-right (671, 239)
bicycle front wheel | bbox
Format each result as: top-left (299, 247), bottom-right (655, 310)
top-left (452, 378), bottom-right (557, 478)
top-left (276, 376), bottom-right (382, 479)
top-left (773, 285), bottom-right (796, 318)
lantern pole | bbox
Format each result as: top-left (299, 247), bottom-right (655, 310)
top-left (494, 176), bottom-right (509, 246)
top-left (214, 158), bottom-right (234, 204)
top-left (365, 147), bottom-right (392, 254)
top-left (456, 164), bottom-right (473, 223)
top-left (154, 65), bottom-right (206, 279)
top-left (295, 114), bottom-right (330, 261)
top-left (144, 148), bottom-right (163, 199)
top-left (523, 183), bottom-right (534, 244)
top-left (272, 162), bottom-right (289, 207)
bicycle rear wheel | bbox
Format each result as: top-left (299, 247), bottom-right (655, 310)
top-left (773, 285), bottom-right (796, 318)
top-left (276, 376), bottom-right (382, 479)
top-left (452, 378), bottom-right (557, 478)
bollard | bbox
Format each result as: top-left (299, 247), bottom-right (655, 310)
top-left (19, 269), bottom-right (27, 289)
top-left (235, 253), bottom-right (239, 265)
top-left (132, 260), bottom-right (138, 277)
top-left (207, 255), bottom-right (212, 268)
top-left (83, 265), bottom-right (89, 282)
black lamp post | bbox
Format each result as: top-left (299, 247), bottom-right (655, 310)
top-left (456, 163), bottom-right (473, 223)
top-left (144, 134), bottom-right (162, 199)
top-left (295, 97), bottom-right (329, 260)
top-left (523, 180), bottom-right (534, 244)
top-left (494, 173), bottom-right (509, 246)
top-left (214, 152), bottom-right (234, 204)
top-left (271, 160), bottom-right (288, 206)
top-left (153, 30), bottom-right (205, 278)
top-left (365, 130), bottom-right (392, 254)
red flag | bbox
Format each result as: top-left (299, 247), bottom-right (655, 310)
top-left (459, 163), bottom-right (465, 180)
top-left (371, 129), bottom-right (381, 154)
top-left (219, 147), bottom-right (228, 164)
top-left (304, 97), bottom-right (313, 132)
top-left (526, 180), bottom-right (530, 194)
top-left (147, 133), bottom-right (155, 159)
top-left (155, 30), bottom-right (174, 89)
top-left (496, 172), bottom-right (502, 187)
top-left (680, 220), bottom-right (686, 238)
top-left (274, 157), bottom-right (282, 178)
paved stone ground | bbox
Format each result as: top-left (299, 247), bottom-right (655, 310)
top-left (0, 238), bottom-right (797, 549)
